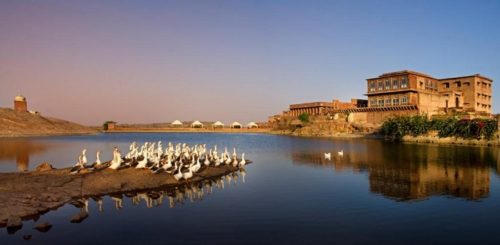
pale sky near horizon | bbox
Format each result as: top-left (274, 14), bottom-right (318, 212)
top-left (1, 0), bottom-right (499, 126)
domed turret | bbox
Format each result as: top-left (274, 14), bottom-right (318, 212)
top-left (14, 95), bottom-right (26, 102)
top-left (13, 95), bottom-right (28, 112)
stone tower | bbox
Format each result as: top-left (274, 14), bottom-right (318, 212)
top-left (14, 95), bottom-right (27, 112)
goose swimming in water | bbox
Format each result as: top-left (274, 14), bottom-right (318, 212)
top-left (337, 150), bottom-right (344, 157)
top-left (324, 152), bottom-right (331, 160)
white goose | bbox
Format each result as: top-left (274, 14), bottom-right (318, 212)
top-left (136, 150), bottom-right (148, 169)
top-left (183, 165), bottom-right (193, 180)
top-left (239, 153), bottom-right (246, 167)
top-left (232, 155), bottom-right (239, 167)
top-left (337, 150), bottom-right (344, 157)
top-left (95, 151), bottom-right (102, 165)
top-left (173, 163), bottom-right (183, 181)
top-left (324, 152), bottom-right (331, 160)
top-left (109, 148), bottom-right (123, 170)
top-left (203, 154), bottom-right (210, 166)
top-left (81, 149), bottom-right (88, 166)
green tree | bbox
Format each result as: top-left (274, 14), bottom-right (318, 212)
top-left (298, 113), bottom-right (309, 123)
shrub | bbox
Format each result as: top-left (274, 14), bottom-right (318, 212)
top-left (298, 113), bottom-right (309, 123)
top-left (381, 115), bottom-right (498, 141)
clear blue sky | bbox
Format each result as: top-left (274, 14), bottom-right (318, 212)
top-left (1, 0), bottom-right (499, 125)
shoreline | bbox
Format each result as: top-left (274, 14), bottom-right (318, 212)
top-left (105, 128), bottom-right (271, 134)
top-left (1, 128), bottom-right (498, 147)
top-left (0, 162), bottom-right (249, 229)
top-left (0, 131), bottom-right (100, 138)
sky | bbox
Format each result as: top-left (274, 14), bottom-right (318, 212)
top-left (1, 0), bottom-right (499, 126)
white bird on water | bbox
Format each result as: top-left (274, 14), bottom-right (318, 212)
top-left (337, 150), bottom-right (344, 157)
top-left (324, 152), bottom-right (331, 160)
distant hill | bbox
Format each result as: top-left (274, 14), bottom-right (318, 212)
top-left (0, 108), bottom-right (98, 137)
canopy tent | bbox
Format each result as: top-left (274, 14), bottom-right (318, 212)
top-left (230, 121), bottom-right (242, 128)
top-left (191, 120), bottom-right (204, 128)
top-left (246, 122), bottom-right (258, 128)
top-left (171, 120), bottom-right (183, 127)
top-left (212, 121), bottom-right (224, 128)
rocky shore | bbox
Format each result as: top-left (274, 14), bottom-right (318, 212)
top-left (0, 161), bottom-right (250, 232)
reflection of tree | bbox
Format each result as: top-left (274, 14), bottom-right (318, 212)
top-left (292, 141), bottom-right (494, 201)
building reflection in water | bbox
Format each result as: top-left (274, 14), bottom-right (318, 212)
top-left (292, 140), bottom-right (497, 201)
top-left (0, 139), bottom-right (52, 172)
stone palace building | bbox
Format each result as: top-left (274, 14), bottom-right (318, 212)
top-left (271, 70), bottom-right (493, 125)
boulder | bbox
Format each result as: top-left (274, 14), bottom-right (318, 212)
top-left (6, 215), bottom-right (22, 234)
top-left (34, 222), bottom-right (52, 232)
top-left (35, 162), bottom-right (54, 172)
top-left (70, 212), bottom-right (88, 223)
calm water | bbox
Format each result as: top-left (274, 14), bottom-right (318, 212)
top-left (1, 133), bottom-right (500, 244)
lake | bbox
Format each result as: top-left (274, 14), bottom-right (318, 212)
top-left (1, 133), bottom-right (500, 244)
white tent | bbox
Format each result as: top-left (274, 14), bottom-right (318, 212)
top-left (246, 122), bottom-right (258, 128)
top-left (230, 121), bottom-right (242, 128)
top-left (213, 121), bottom-right (224, 128)
top-left (171, 120), bottom-right (183, 126)
top-left (191, 120), bottom-right (203, 128)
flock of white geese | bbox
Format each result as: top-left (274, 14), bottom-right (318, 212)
top-left (70, 141), bottom-right (247, 181)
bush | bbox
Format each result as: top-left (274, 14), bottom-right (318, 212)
top-left (298, 113), bottom-right (309, 123)
top-left (380, 116), bottom-right (498, 141)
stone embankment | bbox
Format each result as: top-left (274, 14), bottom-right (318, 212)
top-left (0, 162), bottom-right (249, 230)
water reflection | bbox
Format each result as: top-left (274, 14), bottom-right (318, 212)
top-left (3, 169), bottom-right (246, 237)
top-left (292, 140), bottom-right (496, 201)
top-left (0, 139), bottom-right (55, 172)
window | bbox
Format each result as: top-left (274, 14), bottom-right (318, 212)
top-left (378, 81), bottom-right (383, 91)
top-left (444, 82), bottom-right (450, 88)
top-left (369, 81), bottom-right (375, 92)
top-left (401, 78), bottom-right (408, 88)
top-left (392, 79), bottom-right (399, 89)
top-left (385, 98), bottom-right (391, 106)
top-left (455, 81), bottom-right (461, 88)
top-left (378, 99), bottom-right (384, 107)
top-left (420, 81), bottom-right (424, 88)
top-left (370, 99), bottom-right (377, 107)
top-left (385, 80), bottom-right (390, 90)
top-left (392, 97), bottom-right (399, 105)
top-left (401, 96), bottom-right (408, 104)
top-left (464, 82), bottom-right (470, 86)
